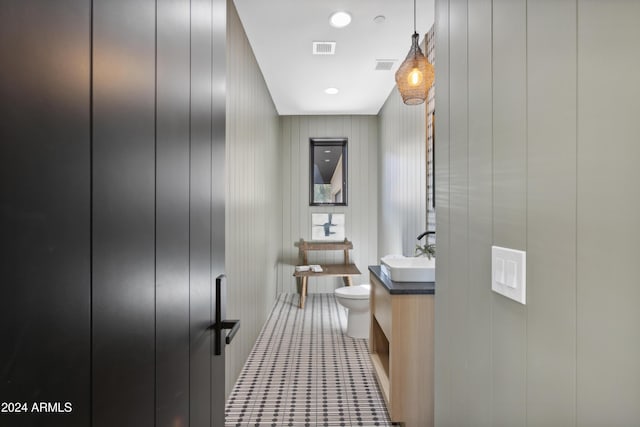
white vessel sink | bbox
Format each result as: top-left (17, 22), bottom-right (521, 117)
top-left (380, 256), bottom-right (435, 282)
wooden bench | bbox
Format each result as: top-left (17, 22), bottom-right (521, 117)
top-left (293, 238), bottom-right (361, 309)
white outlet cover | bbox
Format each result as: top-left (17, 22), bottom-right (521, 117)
top-left (491, 246), bottom-right (526, 304)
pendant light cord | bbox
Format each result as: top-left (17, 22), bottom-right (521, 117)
top-left (413, 0), bottom-right (416, 33)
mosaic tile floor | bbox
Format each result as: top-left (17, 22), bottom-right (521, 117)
top-left (225, 293), bottom-right (395, 427)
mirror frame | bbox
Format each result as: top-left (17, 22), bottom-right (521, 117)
top-left (309, 138), bottom-right (348, 206)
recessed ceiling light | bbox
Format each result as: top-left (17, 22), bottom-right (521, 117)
top-left (373, 15), bottom-right (386, 24)
top-left (329, 11), bottom-right (351, 28)
top-left (324, 150), bottom-right (331, 153)
top-left (324, 87), bottom-right (339, 95)
top-left (325, 159), bottom-right (331, 162)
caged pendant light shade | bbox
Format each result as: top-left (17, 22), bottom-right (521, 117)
top-left (395, 0), bottom-right (434, 105)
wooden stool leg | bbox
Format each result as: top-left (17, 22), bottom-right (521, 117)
top-left (343, 276), bottom-right (353, 287)
top-left (300, 276), bottom-right (308, 309)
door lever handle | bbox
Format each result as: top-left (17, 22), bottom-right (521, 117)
top-left (221, 319), bottom-right (240, 344)
top-left (210, 319), bottom-right (240, 355)
top-left (211, 274), bottom-right (241, 355)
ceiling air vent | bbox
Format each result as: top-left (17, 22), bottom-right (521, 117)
top-left (313, 41), bottom-right (336, 55)
top-left (375, 59), bottom-right (396, 71)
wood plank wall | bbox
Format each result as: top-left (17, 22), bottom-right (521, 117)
top-left (225, 0), bottom-right (281, 398)
top-left (1, 0), bottom-right (227, 425)
top-left (377, 28), bottom-right (435, 259)
top-left (377, 90), bottom-right (427, 257)
top-left (434, 0), bottom-right (640, 425)
top-left (278, 116), bottom-right (379, 294)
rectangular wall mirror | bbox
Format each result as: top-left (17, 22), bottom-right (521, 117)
top-left (310, 138), bottom-right (347, 206)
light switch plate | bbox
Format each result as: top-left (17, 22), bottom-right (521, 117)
top-left (492, 246), bottom-right (526, 304)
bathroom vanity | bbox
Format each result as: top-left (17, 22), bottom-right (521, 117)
top-left (368, 266), bottom-right (435, 427)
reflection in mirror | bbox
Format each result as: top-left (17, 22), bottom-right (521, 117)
top-left (310, 138), bottom-right (347, 206)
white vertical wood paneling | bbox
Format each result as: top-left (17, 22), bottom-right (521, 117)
top-left (278, 115), bottom-right (379, 294)
top-left (225, 0), bottom-right (280, 398)
top-left (377, 78), bottom-right (427, 257)
top-left (448, 1), bottom-right (470, 425)
top-left (434, 1), bottom-right (452, 424)
top-left (527, 1), bottom-right (577, 425)
top-left (466, 0), bottom-right (493, 425)
top-left (577, 1), bottom-right (640, 425)
top-left (436, 0), bottom-right (640, 425)
top-left (491, 1), bottom-right (528, 425)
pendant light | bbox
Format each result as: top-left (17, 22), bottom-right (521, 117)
top-left (395, 0), bottom-right (434, 105)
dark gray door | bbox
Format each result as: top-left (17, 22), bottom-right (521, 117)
top-left (1, 0), bottom-right (228, 426)
top-left (0, 1), bottom-right (92, 425)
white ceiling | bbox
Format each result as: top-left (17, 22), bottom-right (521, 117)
top-left (233, 0), bottom-right (435, 115)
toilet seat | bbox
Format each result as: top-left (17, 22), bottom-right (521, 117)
top-left (335, 284), bottom-right (370, 300)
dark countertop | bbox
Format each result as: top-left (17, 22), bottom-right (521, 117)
top-left (368, 265), bottom-right (435, 295)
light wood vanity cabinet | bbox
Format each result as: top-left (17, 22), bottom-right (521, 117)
top-left (369, 267), bottom-right (435, 427)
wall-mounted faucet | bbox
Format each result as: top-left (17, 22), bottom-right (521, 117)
top-left (417, 230), bottom-right (436, 241)
top-left (415, 231), bottom-right (436, 258)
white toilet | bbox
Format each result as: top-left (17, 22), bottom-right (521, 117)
top-left (334, 284), bottom-right (371, 339)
